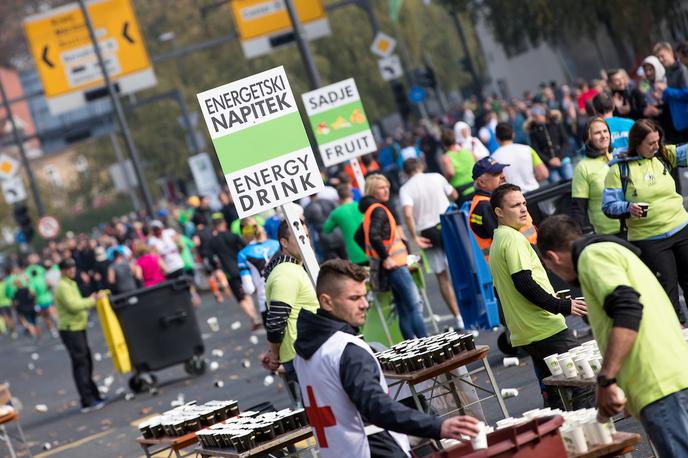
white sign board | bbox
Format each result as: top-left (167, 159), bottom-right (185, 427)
top-left (2, 176), bottom-right (27, 204)
top-left (370, 32), bottom-right (397, 58)
top-left (378, 55), bottom-right (404, 81)
top-left (38, 215), bottom-right (60, 239)
top-left (196, 66), bottom-right (324, 218)
top-left (301, 78), bottom-right (377, 167)
top-left (188, 152), bottom-right (222, 208)
top-left (0, 154), bottom-right (20, 180)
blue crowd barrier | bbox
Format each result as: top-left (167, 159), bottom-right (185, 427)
top-left (441, 204), bottom-right (500, 330)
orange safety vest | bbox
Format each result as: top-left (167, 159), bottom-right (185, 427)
top-left (362, 203), bottom-right (408, 266)
top-left (468, 194), bottom-right (537, 261)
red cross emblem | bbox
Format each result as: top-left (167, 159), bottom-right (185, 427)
top-left (304, 385), bottom-right (337, 447)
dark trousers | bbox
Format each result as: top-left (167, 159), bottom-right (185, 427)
top-left (59, 330), bottom-right (101, 408)
top-left (632, 224), bottom-right (688, 324)
top-left (522, 329), bottom-right (592, 410)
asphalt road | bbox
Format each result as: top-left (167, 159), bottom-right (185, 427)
top-left (1, 274), bottom-right (653, 458)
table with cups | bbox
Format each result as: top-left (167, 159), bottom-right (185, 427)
top-left (135, 400), bottom-right (314, 458)
top-left (542, 339), bottom-right (602, 410)
top-left (376, 331), bottom-right (510, 421)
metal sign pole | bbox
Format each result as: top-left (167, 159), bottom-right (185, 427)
top-left (77, 0), bottom-right (154, 216)
top-left (281, 202), bottom-right (320, 288)
top-left (0, 76), bottom-right (45, 216)
top-left (284, 0), bottom-right (322, 89)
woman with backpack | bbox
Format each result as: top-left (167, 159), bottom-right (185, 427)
top-left (602, 119), bottom-right (688, 323)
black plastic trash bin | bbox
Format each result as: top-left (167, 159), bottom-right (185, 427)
top-left (111, 278), bottom-right (206, 392)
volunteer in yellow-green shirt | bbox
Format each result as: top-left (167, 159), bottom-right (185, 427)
top-left (602, 119), bottom-right (688, 323)
top-left (571, 117), bottom-right (622, 235)
top-left (488, 183), bottom-right (588, 408)
top-left (538, 215), bottom-right (688, 458)
top-left (55, 258), bottom-right (107, 412)
top-left (440, 129), bottom-right (475, 204)
top-left (262, 219), bottom-right (319, 390)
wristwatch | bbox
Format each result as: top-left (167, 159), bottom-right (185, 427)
top-left (596, 374), bottom-right (616, 387)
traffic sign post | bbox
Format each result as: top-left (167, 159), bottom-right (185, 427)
top-left (230, 0), bottom-right (331, 59)
top-left (1, 177), bottom-right (27, 205)
top-left (370, 32), bottom-right (397, 58)
top-left (378, 54), bottom-right (404, 81)
top-left (38, 216), bottom-right (61, 240)
top-left (24, 0), bottom-right (156, 115)
top-left (197, 66), bottom-right (324, 285)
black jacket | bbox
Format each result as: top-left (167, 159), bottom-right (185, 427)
top-left (527, 115), bottom-right (570, 163)
top-left (666, 61), bottom-right (688, 89)
top-left (611, 87), bottom-right (647, 121)
top-left (208, 230), bottom-right (244, 278)
top-left (294, 309), bottom-right (443, 447)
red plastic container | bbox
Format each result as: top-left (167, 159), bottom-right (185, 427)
top-left (426, 416), bottom-right (567, 458)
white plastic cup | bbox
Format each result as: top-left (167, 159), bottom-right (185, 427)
top-left (556, 289), bottom-right (572, 300)
top-left (574, 355), bottom-right (595, 379)
top-left (544, 354), bottom-right (563, 376)
top-left (558, 354), bottom-right (578, 379)
top-left (588, 356), bottom-right (602, 375)
top-left (583, 419), bottom-right (600, 446)
top-left (471, 421), bottom-right (488, 450)
top-left (207, 317), bottom-right (220, 332)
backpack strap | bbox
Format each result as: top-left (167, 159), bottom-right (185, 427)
top-left (619, 161), bottom-right (630, 233)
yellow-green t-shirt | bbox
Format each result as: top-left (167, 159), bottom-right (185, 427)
top-left (605, 145), bottom-right (688, 241)
top-left (572, 156), bottom-right (621, 235)
top-left (578, 242), bottom-right (688, 416)
top-left (265, 261), bottom-right (319, 363)
top-left (488, 225), bottom-right (567, 346)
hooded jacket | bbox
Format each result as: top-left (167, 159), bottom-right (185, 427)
top-left (294, 308), bottom-right (442, 453)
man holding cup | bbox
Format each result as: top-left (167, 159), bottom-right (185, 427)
top-left (488, 184), bottom-right (588, 408)
top-left (538, 215), bottom-right (688, 457)
top-left (294, 259), bottom-right (481, 457)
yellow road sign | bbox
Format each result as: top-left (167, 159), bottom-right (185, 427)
top-left (231, 0), bottom-right (326, 40)
top-left (24, 0), bottom-right (152, 99)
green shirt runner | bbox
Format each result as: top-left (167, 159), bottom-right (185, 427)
top-left (572, 155), bottom-right (620, 235)
top-left (323, 201), bottom-right (367, 265)
top-left (489, 225), bottom-right (567, 346)
top-left (445, 148), bottom-right (476, 195)
top-left (577, 241), bottom-right (688, 416)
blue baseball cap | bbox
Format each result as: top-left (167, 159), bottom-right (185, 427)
top-left (472, 157), bottom-right (509, 180)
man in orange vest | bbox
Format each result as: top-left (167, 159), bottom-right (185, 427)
top-left (468, 157), bottom-right (537, 261)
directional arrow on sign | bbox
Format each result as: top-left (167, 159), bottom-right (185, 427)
top-left (122, 21), bottom-right (135, 44)
top-left (42, 46), bottom-right (54, 68)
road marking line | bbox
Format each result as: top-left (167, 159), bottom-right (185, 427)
top-left (34, 428), bottom-right (114, 458)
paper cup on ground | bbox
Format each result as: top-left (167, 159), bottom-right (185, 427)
top-left (544, 354), bottom-right (563, 376)
top-left (574, 356), bottom-right (595, 379)
top-left (558, 354), bottom-right (578, 378)
top-left (503, 357), bottom-right (519, 368)
top-left (207, 317), bottom-right (220, 332)
top-left (471, 421), bottom-right (488, 450)
top-left (501, 388), bottom-right (519, 398)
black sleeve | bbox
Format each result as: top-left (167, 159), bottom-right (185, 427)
top-left (354, 224), bottom-right (366, 253)
top-left (470, 201), bottom-right (498, 239)
top-left (529, 131), bottom-right (548, 163)
top-left (603, 285), bottom-right (643, 331)
top-left (339, 344), bottom-right (443, 439)
top-left (557, 123), bottom-right (570, 157)
top-left (265, 301), bottom-right (292, 344)
top-left (511, 270), bottom-right (572, 315)
top-left (570, 198), bottom-right (589, 231)
top-left (630, 89), bottom-right (647, 120)
top-left (368, 208), bottom-right (390, 260)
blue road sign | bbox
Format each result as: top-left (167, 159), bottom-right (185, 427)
top-left (408, 85), bottom-right (427, 104)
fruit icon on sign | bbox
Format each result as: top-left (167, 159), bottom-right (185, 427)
top-left (350, 108), bottom-right (365, 124)
top-left (317, 122), bottom-right (330, 135)
top-left (331, 116), bottom-right (351, 130)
